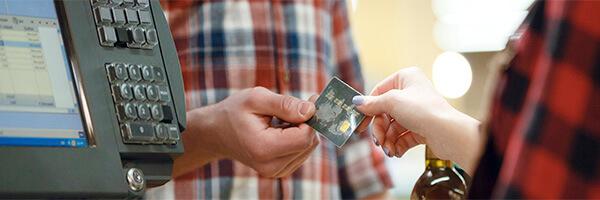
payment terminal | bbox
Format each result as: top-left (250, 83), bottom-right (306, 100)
top-left (0, 0), bottom-right (186, 198)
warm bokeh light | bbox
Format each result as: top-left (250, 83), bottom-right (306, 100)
top-left (432, 52), bottom-right (472, 99)
top-left (432, 0), bottom-right (534, 52)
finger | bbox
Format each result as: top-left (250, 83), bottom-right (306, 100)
top-left (255, 134), bottom-right (319, 178)
top-left (261, 124), bottom-right (317, 157)
top-left (369, 66), bottom-right (423, 96)
top-left (308, 94), bottom-right (318, 103)
top-left (382, 121), bottom-right (406, 157)
top-left (372, 114), bottom-right (392, 147)
top-left (369, 71), bottom-right (403, 96)
top-left (355, 116), bottom-right (372, 134)
top-left (274, 135), bottom-right (320, 177)
top-left (248, 87), bottom-right (316, 123)
top-left (393, 131), bottom-right (421, 157)
top-left (352, 90), bottom-right (398, 116)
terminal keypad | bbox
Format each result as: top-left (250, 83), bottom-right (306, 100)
top-left (106, 62), bottom-right (178, 144)
top-left (91, 0), bottom-right (158, 49)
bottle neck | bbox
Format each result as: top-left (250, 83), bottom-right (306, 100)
top-left (425, 146), bottom-right (453, 168)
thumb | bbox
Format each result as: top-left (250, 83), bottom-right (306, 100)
top-left (250, 88), bottom-right (316, 123)
top-left (352, 94), bottom-right (392, 116)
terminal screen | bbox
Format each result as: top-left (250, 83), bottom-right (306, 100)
top-left (0, 0), bottom-right (88, 147)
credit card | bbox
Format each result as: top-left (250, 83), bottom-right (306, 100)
top-left (307, 77), bottom-right (366, 148)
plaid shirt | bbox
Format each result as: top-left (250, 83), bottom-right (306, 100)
top-left (470, 1), bottom-right (600, 198)
top-left (147, 0), bottom-right (392, 199)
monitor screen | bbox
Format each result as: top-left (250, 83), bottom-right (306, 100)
top-left (0, 0), bottom-right (88, 147)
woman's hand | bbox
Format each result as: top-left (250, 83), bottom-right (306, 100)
top-left (353, 67), bottom-right (481, 173)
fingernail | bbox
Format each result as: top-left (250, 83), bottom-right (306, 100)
top-left (352, 96), bottom-right (365, 105)
top-left (299, 102), bottom-right (311, 115)
top-left (383, 147), bottom-right (390, 157)
top-left (373, 137), bottom-right (380, 146)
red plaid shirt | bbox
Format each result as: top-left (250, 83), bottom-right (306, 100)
top-left (148, 0), bottom-right (392, 199)
top-left (470, 1), bottom-right (600, 198)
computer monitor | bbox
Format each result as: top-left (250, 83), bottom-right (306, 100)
top-left (0, 0), bottom-right (89, 148)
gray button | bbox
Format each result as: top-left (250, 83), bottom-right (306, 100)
top-left (117, 103), bottom-right (137, 121)
top-left (94, 7), bottom-right (113, 25)
top-left (154, 124), bottom-right (168, 142)
top-left (143, 28), bottom-right (158, 49)
top-left (146, 85), bottom-right (159, 101)
top-left (130, 27), bottom-right (145, 46)
top-left (118, 83), bottom-right (134, 100)
top-left (122, 0), bottom-right (135, 8)
top-left (115, 63), bottom-right (129, 80)
top-left (141, 65), bottom-right (154, 81)
top-left (133, 84), bottom-right (146, 100)
top-left (125, 9), bottom-right (139, 26)
top-left (152, 66), bottom-right (165, 82)
top-left (98, 26), bottom-right (117, 46)
top-left (135, 0), bottom-right (149, 9)
top-left (138, 10), bottom-right (152, 25)
top-left (167, 125), bottom-right (179, 144)
top-left (128, 64), bottom-right (142, 81)
top-left (112, 8), bottom-right (126, 25)
top-left (92, 0), bottom-right (109, 6)
top-left (122, 122), bottom-right (155, 142)
top-left (158, 85), bottom-right (171, 102)
top-left (124, 103), bottom-right (137, 119)
top-left (109, 0), bottom-right (123, 7)
top-left (150, 104), bottom-right (163, 121)
top-left (107, 63), bottom-right (128, 81)
top-left (137, 103), bottom-right (151, 120)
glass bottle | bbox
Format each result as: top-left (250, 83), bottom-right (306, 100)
top-left (411, 146), bottom-right (468, 200)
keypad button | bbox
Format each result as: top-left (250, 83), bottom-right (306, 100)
top-left (160, 105), bottom-right (173, 123)
top-left (124, 103), bottom-right (137, 119)
top-left (125, 9), bottom-right (139, 26)
top-left (115, 27), bottom-right (130, 47)
top-left (109, 0), bottom-right (123, 7)
top-left (150, 104), bottom-right (164, 121)
top-left (158, 85), bottom-right (171, 102)
top-left (122, 122), bottom-right (155, 143)
top-left (128, 27), bottom-right (145, 47)
top-left (141, 65), bottom-right (154, 81)
top-left (138, 10), bottom-right (152, 25)
top-left (94, 6), bottom-right (113, 25)
top-left (135, 0), bottom-right (149, 9)
top-left (92, 0), bottom-right (109, 6)
top-left (122, 0), bottom-right (135, 8)
top-left (133, 84), bottom-right (147, 100)
top-left (152, 66), bottom-right (165, 82)
top-left (146, 85), bottom-right (159, 101)
top-left (154, 124), bottom-right (168, 142)
top-left (143, 28), bottom-right (158, 49)
top-left (128, 64), bottom-right (142, 81)
top-left (112, 8), bottom-right (126, 25)
top-left (166, 125), bottom-right (179, 144)
top-left (117, 103), bottom-right (137, 121)
top-left (107, 63), bottom-right (128, 81)
top-left (98, 26), bottom-right (117, 46)
top-left (117, 83), bottom-right (134, 100)
top-left (137, 103), bottom-right (151, 120)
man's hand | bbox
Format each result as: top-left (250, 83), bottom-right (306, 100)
top-left (174, 87), bottom-right (319, 178)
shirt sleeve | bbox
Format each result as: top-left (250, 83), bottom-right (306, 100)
top-left (330, 1), bottom-right (393, 199)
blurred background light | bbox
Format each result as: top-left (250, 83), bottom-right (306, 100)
top-left (432, 0), bottom-right (535, 52)
top-left (432, 51), bottom-right (472, 99)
